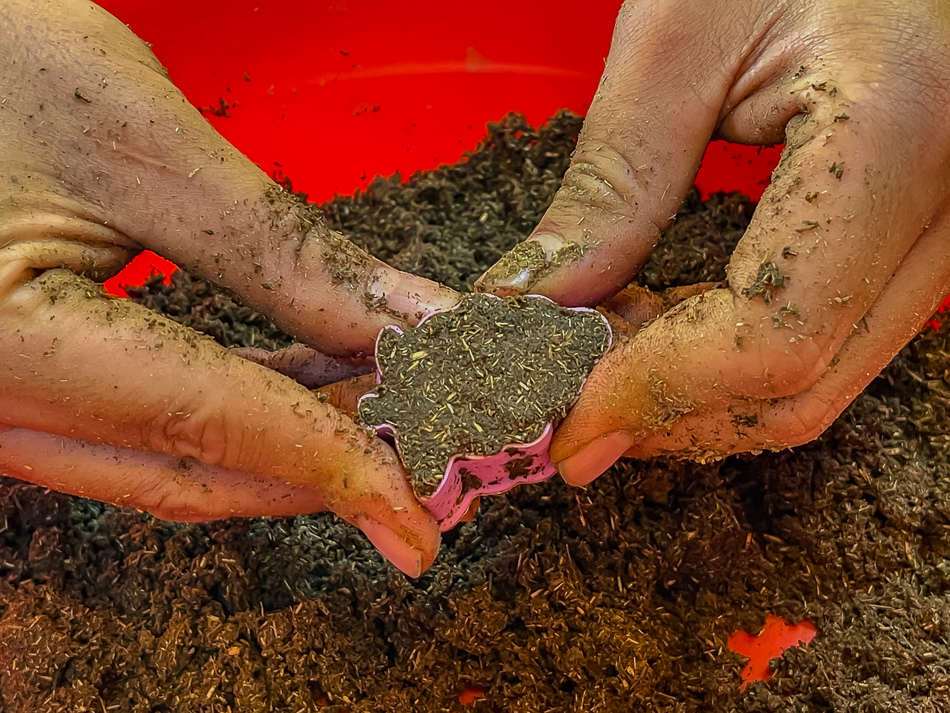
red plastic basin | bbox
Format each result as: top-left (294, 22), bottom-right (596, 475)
top-left (95, 0), bottom-right (781, 292)
top-left (85, 0), bottom-right (947, 692)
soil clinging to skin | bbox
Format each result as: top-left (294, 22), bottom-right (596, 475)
top-left (1, 112), bottom-right (948, 713)
top-left (476, 239), bottom-right (585, 294)
top-left (358, 293), bottom-right (610, 497)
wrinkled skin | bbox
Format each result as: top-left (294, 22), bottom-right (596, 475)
top-left (0, 0), bottom-right (461, 577)
top-left (478, 0), bottom-right (950, 485)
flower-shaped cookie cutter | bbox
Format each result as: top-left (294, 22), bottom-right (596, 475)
top-left (358, 294), bottom-right (612, 531)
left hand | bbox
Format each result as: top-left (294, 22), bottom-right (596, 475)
top-left (0, 0), bottom-right (460, 577)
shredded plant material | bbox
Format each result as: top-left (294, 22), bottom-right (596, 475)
top-left (359, 294), bottom-right (610, 497)
top-left (0, 113), bottom-right (946, 712)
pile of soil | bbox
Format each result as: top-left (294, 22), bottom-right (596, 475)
top-left (359, 294), bottom-right (611, 497)
top-left (0, 112), bottom-right (948, 712)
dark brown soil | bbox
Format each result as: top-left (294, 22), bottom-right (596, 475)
top-left (359, 294), bottom-right (610, 497)
top-left (1, 112), bottom-right (948, 713)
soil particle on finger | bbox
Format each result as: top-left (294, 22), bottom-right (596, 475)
top-left (262, 182), bottom-right (376, 291)
top-left (743, 260), bottom-right (786, 303)
top-left (1, 112), bottom-right (948, 713)
top-left (358, 293), bottom-right (610, 497)
top-left (476, 239), bottom-right (584, 293)
top-left (476, 240), bottom-right (550, 290)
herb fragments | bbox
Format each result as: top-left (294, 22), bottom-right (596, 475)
top-left (359, 293), bottom-right (610, 497)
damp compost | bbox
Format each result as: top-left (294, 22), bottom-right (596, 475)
top-left (358, 294), bottom-right (610, 498)
top-left (0, 112), bottom-right (948, 712)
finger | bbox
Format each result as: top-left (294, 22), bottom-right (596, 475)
top-left (0, 427), bottom-right (326, 520)
top-left (232, 343), bottom-right (373, 389)
top-left (552, 63), bottom-right (950, 484)
top-left (603, 282), bottom-right (719, 332)
top-left (593, 283), bottom-right (720, 343)
top-left (5, 0), bottom-right (459, 356)
top-left (0, 264), bottom-right (438, 576)
top-left (627, 205), bottom-right (950, 457)
top-left (595, 307), bottom-right (639, 343)
top-left (475, 1), bottom-right (761, 303)
top-left (317, 374), bottom-right (378, 418)
top-left (0, 426), bottom-right (434, 577)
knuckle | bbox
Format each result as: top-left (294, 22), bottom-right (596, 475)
top-left (555, 145), bottom-right (662, 245)
top-left (146, 497), bottom-right (205, 523)
top-left (129, 479), bottom-right (176, 520)
top-left (773, 394), bottom-right (839, 448)
top-left (129, 459), bottom-right (233, 523)
top-left (741, 334), bottom-right (835, 399)
top-left (556, 159), bottom-right (637, 219)
top-left (121, 471), bottom-right (184, 522)
top-left (144, 401), bottom-right (257, 469)
top-left (138, 486), bottom-right (203, 523)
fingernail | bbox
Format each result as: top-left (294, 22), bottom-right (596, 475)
top-left (477, 234), bottom-right (566, 295)
top-left (532, 233), bottom-right (570, 258)
top-left (490, 266), bottom-right (533, 294)
top-left (557, 432), bottom-right (633, 486)
top-left (369, 270), bottom-right (460, 321)
top-left (356, 515), bottom-right (424, 577)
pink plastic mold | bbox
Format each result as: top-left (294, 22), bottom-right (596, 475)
top-left (359, 295), bottom-right (612, 531)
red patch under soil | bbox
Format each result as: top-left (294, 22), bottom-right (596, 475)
top-left (729, 615), bottom-right (818, 689)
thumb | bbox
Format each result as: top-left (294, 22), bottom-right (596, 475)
top-left (476, 0), bottom-right (761, 306)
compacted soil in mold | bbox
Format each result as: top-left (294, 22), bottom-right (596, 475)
top-left (0, 112), bottom-right (948, 712)
top-left (358, 293), bottom-right (611, 498)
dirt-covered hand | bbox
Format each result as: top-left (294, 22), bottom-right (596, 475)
top-left (476, 0), bottom-right (950, 485)
top-left (0, 0), bottom-right (460, 576)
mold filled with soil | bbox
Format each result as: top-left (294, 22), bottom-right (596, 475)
top-left (358, 294), bottom-right (610, 498)
top-left (0, 112), bottom-right (948, 712)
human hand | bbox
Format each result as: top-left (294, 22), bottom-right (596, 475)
top-left (0, 0), bottom-right (459, 576)
top-left (476, 0), bottom-right (950, 484)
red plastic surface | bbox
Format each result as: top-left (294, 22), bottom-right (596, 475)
top-left (729, 615), bottom-right (818, 689)
top-left (95, 0), bottom-right (622, 203)
top-left (96, 0), bottom-right (785, 297)
top-left (94, 0), bottom-right (783, 199)
top-left (457, 684), bottom-right (484, 706)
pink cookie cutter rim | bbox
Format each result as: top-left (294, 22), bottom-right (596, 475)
top-left (358, 294), bottom-right (612, 532)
